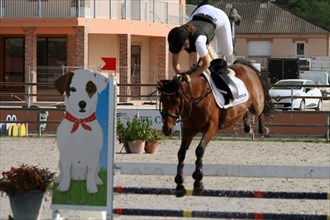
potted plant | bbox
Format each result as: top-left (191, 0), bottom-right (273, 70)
top-left (145, 127), bottom-right (164, 154)
top-left (116, 116), bottom-right (151, 153)
top-left (0, 164), bottom-right (56, 219)
top-left (116, 117), bottom-right (130, 153)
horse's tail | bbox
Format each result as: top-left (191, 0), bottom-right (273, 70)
top-left (233, 58), bottom-right (274, 118)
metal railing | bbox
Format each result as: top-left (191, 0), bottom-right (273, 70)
top-left (1, 80), bottom-right (329, 105)
top-left (1, 81), bottom-right (329, 139)
top-left (0, 64), bottom-right (166, 105)
top-left (0, 106), bottom-right (329, 140)
top-left (0, 0), bottom-right (195, 25)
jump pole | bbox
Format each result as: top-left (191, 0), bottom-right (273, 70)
top-left (114, 186), bottom-right (330, 200)
top-left (113, 208), bottom-right (329, 220)
top-left (115, 162), bottom-right (330, 179)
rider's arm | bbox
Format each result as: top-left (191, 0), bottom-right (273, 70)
top-left (172, 53), bottom-right (181, 74)
top-left (190, 54), bottom-right (211, 78)
top-left (190, 36), bottom-right (211, 78)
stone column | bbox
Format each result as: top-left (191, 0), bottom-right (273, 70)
top-left (119, 34), bottom-right (131, 102)
top-left (22, 27), bottom-right (37, 104)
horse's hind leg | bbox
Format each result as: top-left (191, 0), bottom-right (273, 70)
top-left (175, 132), bottom-right (194, 197)
top-left (243, 111), bottom-right (252, 133)
top-left (258, 115), bottom-right (269, 137)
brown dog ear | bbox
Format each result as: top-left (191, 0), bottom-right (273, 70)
top-left (54, 72), bottom-right (74, 95)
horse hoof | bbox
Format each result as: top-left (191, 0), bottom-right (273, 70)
top-left (175, 185), bottom-right (186, 197)
top-left (263, 127), bottom-right (270, 137)
top-left (193, 185), bottom-right (204, 195)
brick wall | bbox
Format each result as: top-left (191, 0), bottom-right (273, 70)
top-left (119, 34), bottom-right (131, 102)
top-left (157, 37), bottom-right (167, 80)
top-left (67, 34), bottom-right (76, 68)
top-left (73, 26), bottom-right (88, 68)
top-left (66, 26), bottom-right (89, 69)
top-left (22, 27), bottom-right (37, 103)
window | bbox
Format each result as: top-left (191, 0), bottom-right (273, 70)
top-left (37, 37), bottom-right (66, 83)
top-left (4, 38), bottom-right (24, 83)
top-left (248, 41), bottom-right (270, 56)
top-left (297, 43), bottom-right (304, 58)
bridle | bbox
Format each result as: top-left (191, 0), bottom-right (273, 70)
top-left (158, 74), bottom-right (212, 124)
top-left (159, 90), bottom-right (184, 122)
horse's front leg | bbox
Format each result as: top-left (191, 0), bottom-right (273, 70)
top-left (175, 131), bottom-right (194, 197)
top-left (193, 125), bottom-right (218, 195)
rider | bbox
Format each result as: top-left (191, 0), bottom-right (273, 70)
top-left (167, 1), bottom-right (233, 79)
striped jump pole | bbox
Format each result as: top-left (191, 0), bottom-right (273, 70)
top-left (114, 208), bottom-right (329, 220)
top-left (114, 186), bottom-right (329, 200)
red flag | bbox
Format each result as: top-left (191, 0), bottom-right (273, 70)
top-left (101, 57), bottom-right (116, 71)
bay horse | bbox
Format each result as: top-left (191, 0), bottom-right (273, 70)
top-left (157, 58), bottom-right (273, 197)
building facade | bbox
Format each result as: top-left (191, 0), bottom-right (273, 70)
top-left (0, 0), bottom-right (195, 105)
top-left (0, 0), bottom-right (329, 106)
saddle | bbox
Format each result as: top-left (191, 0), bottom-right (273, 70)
top-left (208, 58), bottom-right (239, 105)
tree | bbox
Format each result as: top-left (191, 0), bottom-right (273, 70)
top-left (275, 0), bottom-right (329, 31)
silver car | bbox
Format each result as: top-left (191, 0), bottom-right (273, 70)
top-left (269, 79), bottom-right (323, 111)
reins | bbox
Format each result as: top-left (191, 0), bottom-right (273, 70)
top-left (179, 72), bottom-right (212, 106)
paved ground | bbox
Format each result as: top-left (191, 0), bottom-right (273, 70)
top-left (0, 137), bottom-right (329, 219)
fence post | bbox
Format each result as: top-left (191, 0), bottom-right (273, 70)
top-left (38, 0), bottom-right (41, 18)
top-left (290, 88), bottom-right (294, 111)
top-left (0, 0), bottom-right (3, 18)
top-left (77, 0), bottom-right (81, 17)
top-left (93, 0), bottom-right (96, 18)
top-left (326, 115), bottom-right (329, 142)
top-left (62, 65), bottom-right (65, 75)
top-left (152, 0), bottom-right (155, 22)
top-left (28, 66), bottom-right (32, 108)
top-left (109, 0), bottom-right (111, 18)
top-left (252, 115), bottom-right (255, 140)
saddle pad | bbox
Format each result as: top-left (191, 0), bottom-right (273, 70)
top-left (203, 72), bottom-right (249, 109)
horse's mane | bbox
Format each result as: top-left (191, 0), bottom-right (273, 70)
top-left (233, 58), bottom-right (274, 117)
top-left (157, 78), bottom-right (182, 95)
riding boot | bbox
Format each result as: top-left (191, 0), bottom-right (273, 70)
top-left (209, 59), bottom-right (233, 104)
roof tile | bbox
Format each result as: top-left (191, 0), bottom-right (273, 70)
top-left (214, 1), bottom-right (329, 34)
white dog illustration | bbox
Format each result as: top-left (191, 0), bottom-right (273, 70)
top-left (54, 69), bottom-right (108, 193)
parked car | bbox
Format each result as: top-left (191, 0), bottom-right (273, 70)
top-left (269, 79), bottom-right (323, 111)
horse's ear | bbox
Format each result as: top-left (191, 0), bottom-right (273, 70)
top-left (173, 74), bottom-right (179, 81)
top-left (173, 75), bottom-right (183, 86)
top-left (156, 81), bottom-right (163, 91)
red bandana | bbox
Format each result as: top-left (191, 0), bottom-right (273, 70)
top-left (64, 111), bottom-right (96, 133)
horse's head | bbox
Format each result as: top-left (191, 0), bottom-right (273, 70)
top-left (157, 76), bottom-right (182, 136)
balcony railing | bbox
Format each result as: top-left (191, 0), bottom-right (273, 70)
top-left (0, 0), bottom-right (196, 25)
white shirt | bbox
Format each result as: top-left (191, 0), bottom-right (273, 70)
top-left (195, 36), bottom-right (208, 57)
top-left (188, 5), bottom-right (233, 57)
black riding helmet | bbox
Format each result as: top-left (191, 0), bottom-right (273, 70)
top-left (167, 26), bottom-right (189, 54)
